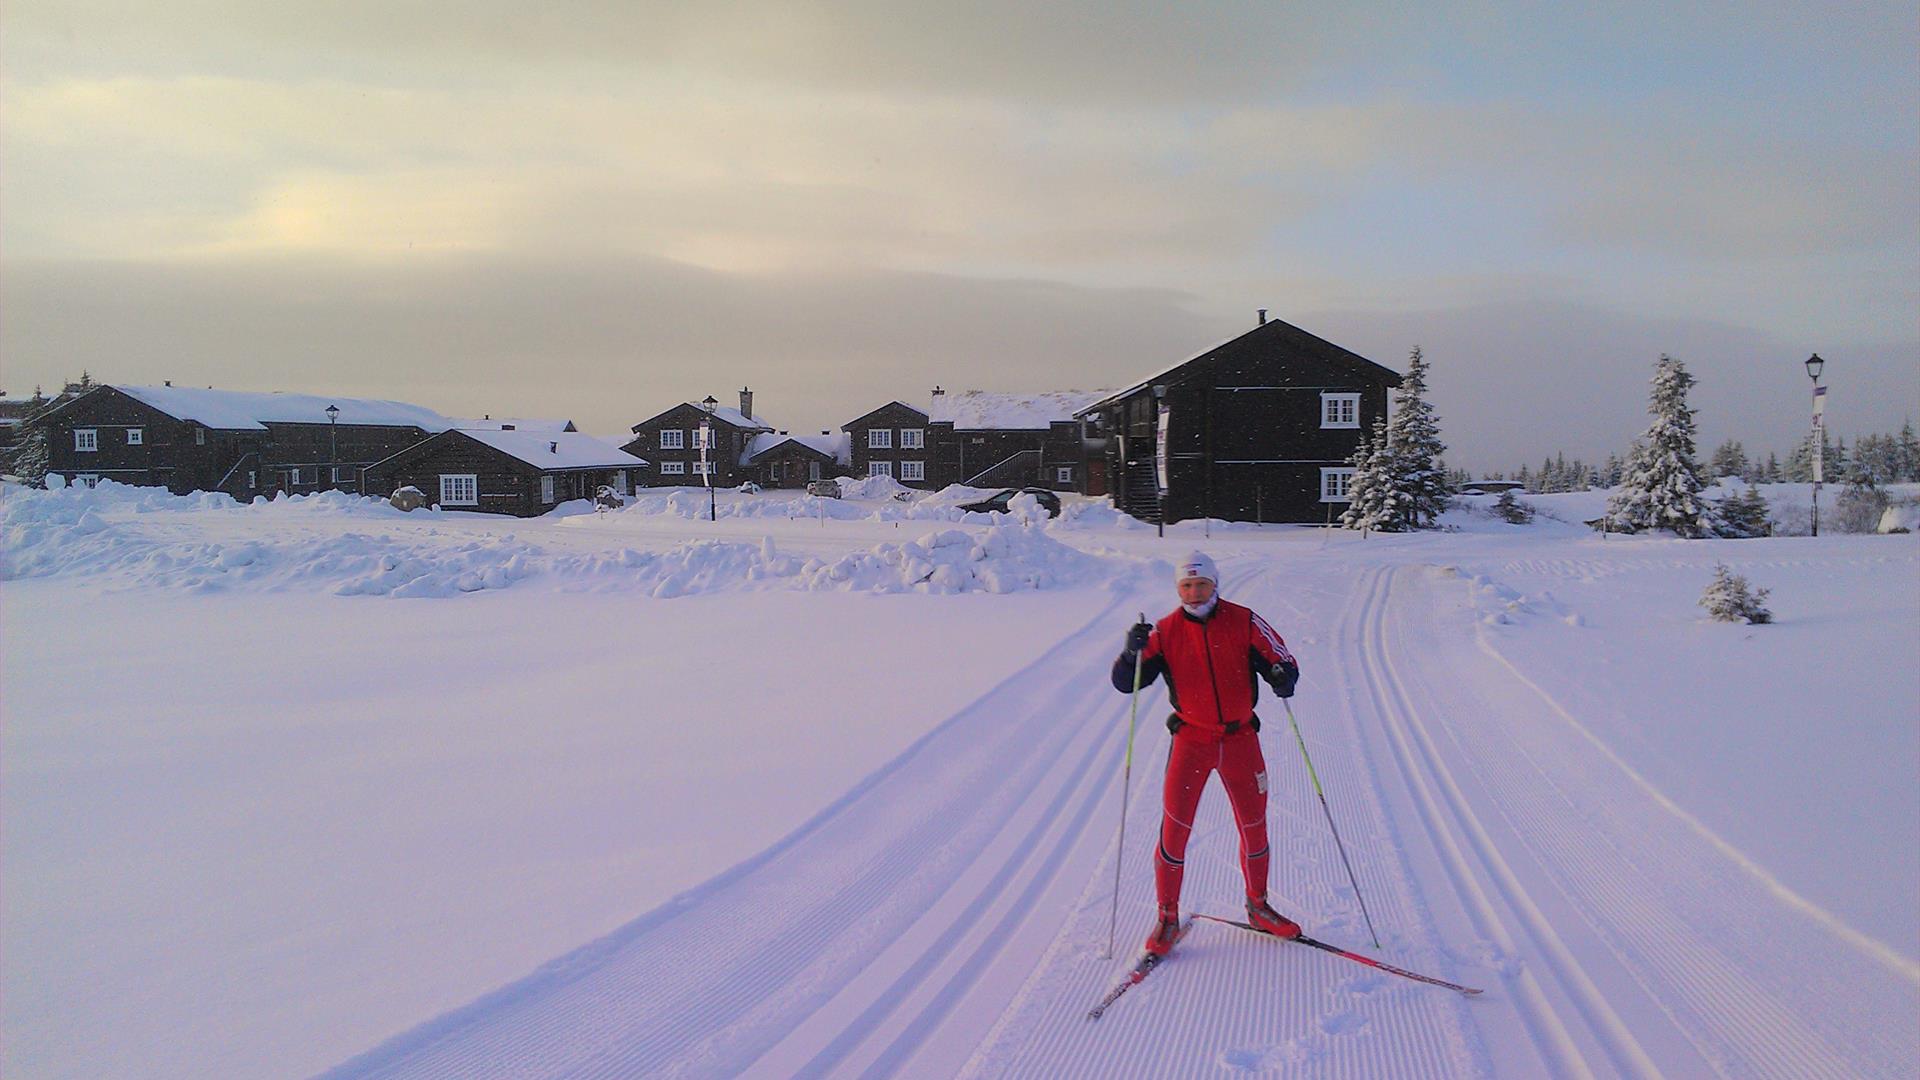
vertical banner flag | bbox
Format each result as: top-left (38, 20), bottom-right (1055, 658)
top-left (699, 422), bottom-right (712, 488)
top-left (1812, 386), bottom-right (1827, 483)
top-left (1155, 403), bottom-right (1171, 496)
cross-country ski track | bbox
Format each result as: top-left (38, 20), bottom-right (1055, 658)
top-left (322, 552), bottom-right (1919, 1079)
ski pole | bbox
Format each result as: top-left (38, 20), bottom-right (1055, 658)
top-left (1282, 698), bottom-right (1381, 949)
top-left (1104, 613), bottom-right (1148, 959)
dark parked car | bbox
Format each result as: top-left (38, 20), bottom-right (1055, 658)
top-left (957, 487), bottom-right (1062, 518)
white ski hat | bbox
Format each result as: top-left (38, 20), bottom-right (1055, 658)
top-left (1175, 551), bottom-right (1218, 586)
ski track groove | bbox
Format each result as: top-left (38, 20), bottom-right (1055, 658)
top-left (320, 589), bottom-right (1139, 1080)
top-left (1357, 564), bottom-right (1659, 1079)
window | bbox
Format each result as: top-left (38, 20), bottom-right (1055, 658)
top-left (899, 460), bottom-right (925, 481)
top-left (196, 427), bottom-right (206, 446)
top-left (1321, 467), bottom-right (1356, 502)
top-left (868, 460), bottom-right (894, 477)
top-left (439, 474), bottom-right (478, 505)
top-left (692, 460), bottom-right (714, 476)
top-left (613, 470), bottom-right (627, 493)
top-left (540, 475), bottom-right (556, 503)
top-left (661, 461), bottom-right (687, 475)
top-left (1321, 393), bottom-right (1360, 429)
top-left (692, 426), bottom-right (712, 450)
top-left (808, 461), bottom-right (822, 481)
top-left (126, 428), bottom-right (144, 446)
top-left (900, 428), bottom-right (923, 449)
top-left (1056, 466), bottom-right (1074, 484)
top-left (74, 474), bottom-right (101, 488)
top-left (284, 467), bottom-right (305, 487)
top-left (868, 428), bottom-right (892, 449)
top-left (75, 429), bottom-right (98, 452)
top-left (659, 429), bottom-right (684, 449)
top-left (247, 470), bottom-right (256, 488)
top-left (332, 465), bottom-right (354, 483)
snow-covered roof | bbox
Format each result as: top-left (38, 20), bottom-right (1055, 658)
top-left (454, 417), bottom-right (577, 433)
top-left (688, 404), bottom-right (773, 432)
top-left (458, 429), bottom-right (648, 470)
top-left (113, 385), bottom-right (457, 432)
top-left (928, 390), bottom-right (1114, 430)
top-left (744, 431), bottom-right (850, 465)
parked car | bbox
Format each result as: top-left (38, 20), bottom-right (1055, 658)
top-left (957, 487), bottom-right (1062, 518)
top-left (806, 479), bottom-right (842, 498)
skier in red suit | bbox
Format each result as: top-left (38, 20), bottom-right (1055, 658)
top-left (1112, 551), bottom-right (1302, 955)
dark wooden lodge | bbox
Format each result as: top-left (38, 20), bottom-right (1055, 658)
top-left (841, 389), bottom-right (1106, 491)
top-left (745, 432), bottom-right (847, 488)
top-left (1077, 315), bottom-right (1402, 525)
top-left (27, 384), bottom-right (452, 498)
top-left (623, 388), bottom-right (773, 488)
top-left (365, 429), bottom-right (647, 515)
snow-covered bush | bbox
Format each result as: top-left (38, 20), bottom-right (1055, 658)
top-left (1832, 478), bottom-right (1889, 534)
top-left (1493, 489), bottom-right (1533, 524)
top-left (389, 486), bottom-right (427, 512)
top-left (1700, 564), bottom-right (1771, 624)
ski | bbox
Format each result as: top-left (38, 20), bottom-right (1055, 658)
top-left (1193, 914), bottom-right (1482, 996)
top-left (1088, 920), bottom-right (1192, 1020)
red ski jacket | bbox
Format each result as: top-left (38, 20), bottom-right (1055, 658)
top-left (1111, 599), bottom-right (1298, 738)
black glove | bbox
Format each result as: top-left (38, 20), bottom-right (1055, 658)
top-left (1267, 662), bottom-right (1299, 698)
top-left (1125, 620), bottom-right (1152, 653)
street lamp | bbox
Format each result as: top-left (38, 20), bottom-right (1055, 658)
top-left (325, 404), bottom-right (339, 489)
top-left (1805, 354), bottom-right (1825, 537)
top-left (701, 395), bottom-right (718, 522)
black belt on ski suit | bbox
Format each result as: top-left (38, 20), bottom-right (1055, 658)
top-left (1166, 713), bottom-right (1261, 736)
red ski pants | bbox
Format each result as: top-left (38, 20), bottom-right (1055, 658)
top-left (1155, 729), bottom-right (1270, 910)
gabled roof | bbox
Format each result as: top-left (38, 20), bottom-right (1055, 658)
top-left (632, 402), bottom-right (775, 434)
top-left (929, 389), bottom-right (1114, 430)
top-left (457, 429), bottom-right (647, 469)
top-left (841, 400), bottom-right (930, 430)
top-left (744, 431), bottom-right (849, 465)
top-left (1076, 317), bottom-right (1402, 416)
top-left (50, 384), bottom-right (458, 432)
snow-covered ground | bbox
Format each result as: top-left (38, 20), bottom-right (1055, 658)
top-left (3, 481), bottom-right (1915, 1078)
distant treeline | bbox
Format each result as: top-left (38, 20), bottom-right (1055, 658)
top-left (1472, 422), bottom-right (1920, 493)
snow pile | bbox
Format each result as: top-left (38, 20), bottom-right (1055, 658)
top-left (1442, 565), bottom-right (1584, 627)
top-left (626, 526), bottom-right (1135, 597)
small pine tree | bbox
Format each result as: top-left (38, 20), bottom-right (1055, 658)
top-left (1493, 488), bottom-right (1533, 524)
top-left (1708, 439), bottom-right (1748, 480)
top-left (1701, 564), bottom-right (1772, 623)
top-left (1341, 421), bottom-right (1394, 531)
top-left (1385, 346), bottom-right (1450, 528)
top-left (1606, 355), bottom-right (1717, 537)
top-left (1713, 485), bottom-right (1771, 538)
top-left (1599, 453), bottom-right (1624, 488)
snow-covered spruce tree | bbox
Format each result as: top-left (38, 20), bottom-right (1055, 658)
top-left (1605, 355), bottom-right (1718, 537)
top-left (1701, 564), bottom-right (1771, 623)
top-left (1713, 485), bottom-right (1771, 538)
top-left (1493, 488), bottom-right (1533, 524)
top-left (1382, 345), bottom-right (1450, 529)
top-left (1833, 475), bottom-right (1889, 534)
top-left (1709, 439), bottom-right (1748, 480)
top-left (1340, 420), bottom-right (1395, 531)
top-left (1897, 420), bottom-right (1920, 481)
top-left (9, 426), bottom-right (50, 486)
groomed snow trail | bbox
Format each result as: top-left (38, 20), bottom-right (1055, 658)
top-left (322, 551), bottom-right (1918, 1079)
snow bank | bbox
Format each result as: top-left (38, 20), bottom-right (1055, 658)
top-left (1, 481), bottom-right (1143, 598)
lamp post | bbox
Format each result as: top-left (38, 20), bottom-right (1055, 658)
top-left (1805, 354), bottom-right (1825, 537)
top-left (701, 395), bottom-right (718, 522)
top-left (325, 404), bottom-right (339, 489)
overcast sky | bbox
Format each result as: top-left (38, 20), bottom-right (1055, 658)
top-left (3, 2), bottom-right (1915, 470)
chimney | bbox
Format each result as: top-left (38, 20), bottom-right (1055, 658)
top-left (164, 380), bottom-right (172, 387)
top-left (1258, 308), bottom-right (1268, 325)
top-left (549, 441), bottom-right (558, 454)
top-left (501, 423), bottom-right (515, 430)
top-left (739, 386), bottom-right (753, 420)
top-left (931, 385), bottom-right (945, 398)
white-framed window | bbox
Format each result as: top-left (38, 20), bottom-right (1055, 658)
top-left (693, 426), bottom-right (712, 450)
top-left (1320, 467), bottom-right (1356, 502)
top-left (692, 460), bottom-right (714, 476)
top-left (75, 429), bottom-right (98, 452)
top-left (900, 428), bottom-right (923, 449)
top-left (126, 428), bottom-right (144, 446)
top-left (196, 427), bottom-right (206, 446)
top-left (899, 460), bottom-right (925, 481)
top-left (439, 474), bottom-right (478, 506)
top-left (613, 470), bottom-right (627, 493)
top-left (74, 474), bottom-right (101, 488)
top-left (1321, 393), bottom-right (1360, 429)
top-left (660, 461), bottom-right (686, 475)
top-left (869, 460), bottom-right (894, 477)
top-left (332, 465), bottom-right (353, 483)
top-left (540, 475), bottom-right (556, 503)
top-left (247, 470), bottom-right (257, 488)
top-left (659, 429), bottom-right (684, 449)
top-left (869, 428), bottom-right (892, 449)
top-left (1056, 466), bottom-right (1074, 484)
top-left (284, 467), bottom-right (305, 487)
